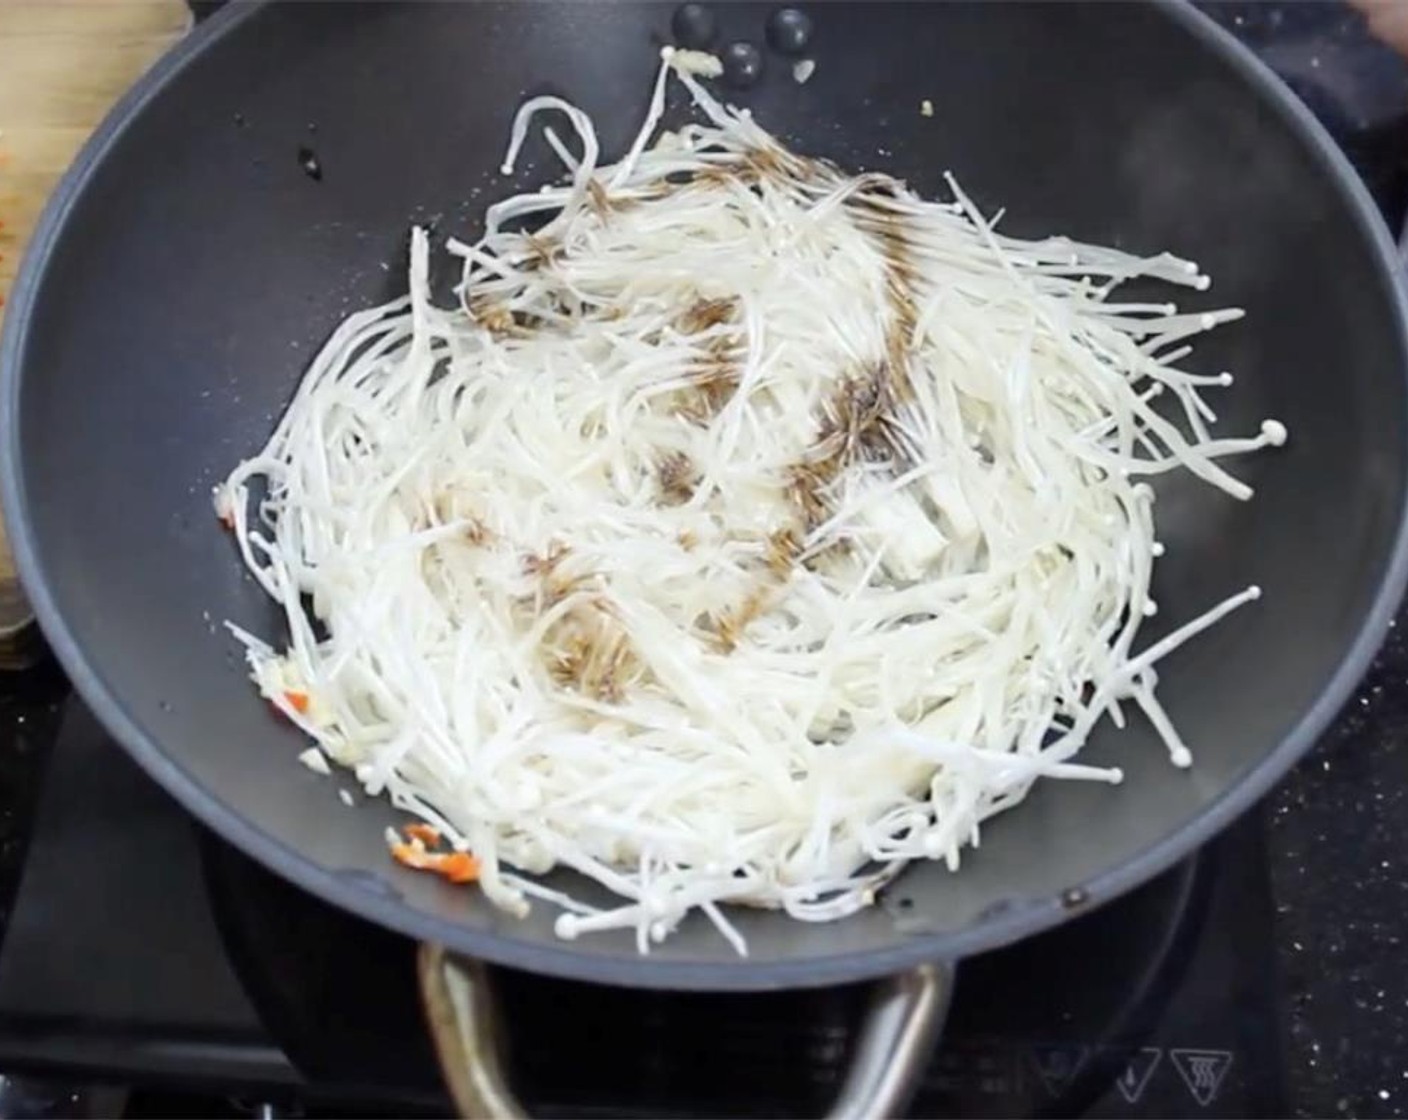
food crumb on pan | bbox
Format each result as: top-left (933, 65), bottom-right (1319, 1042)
top-left (1060, 886), bottom-right (1090, 909)
top-left (793, 58), bottom-right (816, 84)
top-left (920, 98), bottom-right (934, 117)
top-left (339, 788), bottom-right (355, 807)
top-left (298, 747), bottom-right (331, 776)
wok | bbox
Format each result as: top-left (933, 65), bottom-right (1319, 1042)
top-left (4, 2), bottom-right (1407, 1115)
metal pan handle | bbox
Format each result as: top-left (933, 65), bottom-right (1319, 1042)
top-left (419, 943), bottom-right (951, 1120)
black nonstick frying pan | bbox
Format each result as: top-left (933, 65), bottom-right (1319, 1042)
top-left (4, 2), bottom-right (1408, 1115)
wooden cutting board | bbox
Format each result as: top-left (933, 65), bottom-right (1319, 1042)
top-left (0, 1), bottom-right (188, 664)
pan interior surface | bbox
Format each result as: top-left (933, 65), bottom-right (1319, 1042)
top-left (5, 1), bottom-right (1406, 988)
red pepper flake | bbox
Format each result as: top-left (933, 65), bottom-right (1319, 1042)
top-left (283, 690), bottom-right (310, 714)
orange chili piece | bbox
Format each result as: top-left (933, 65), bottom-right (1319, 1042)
top-left (437, 852), bottom-right (481, 884)
top-left (390, 842), bottom-right (481, 884)
top-left (404, 823), bottom-right (441, 846)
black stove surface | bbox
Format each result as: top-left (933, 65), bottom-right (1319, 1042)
top-left (1, 4), bottom-right (1407, 1118)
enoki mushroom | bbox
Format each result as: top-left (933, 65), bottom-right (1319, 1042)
top-left (217, 50), bottom-right (1286, 954)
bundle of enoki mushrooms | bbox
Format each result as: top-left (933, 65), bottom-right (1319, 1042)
top-left (217, 49), bottom-right (1286, 954)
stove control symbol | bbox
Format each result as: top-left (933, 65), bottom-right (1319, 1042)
top-left (1171, 1048), bottom-right (1234, 1106)
top-left (1109, 1046), bottom-right (1162, 1104)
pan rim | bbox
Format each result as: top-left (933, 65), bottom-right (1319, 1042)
top-left (4, 0), bottom-right (1408, 992)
